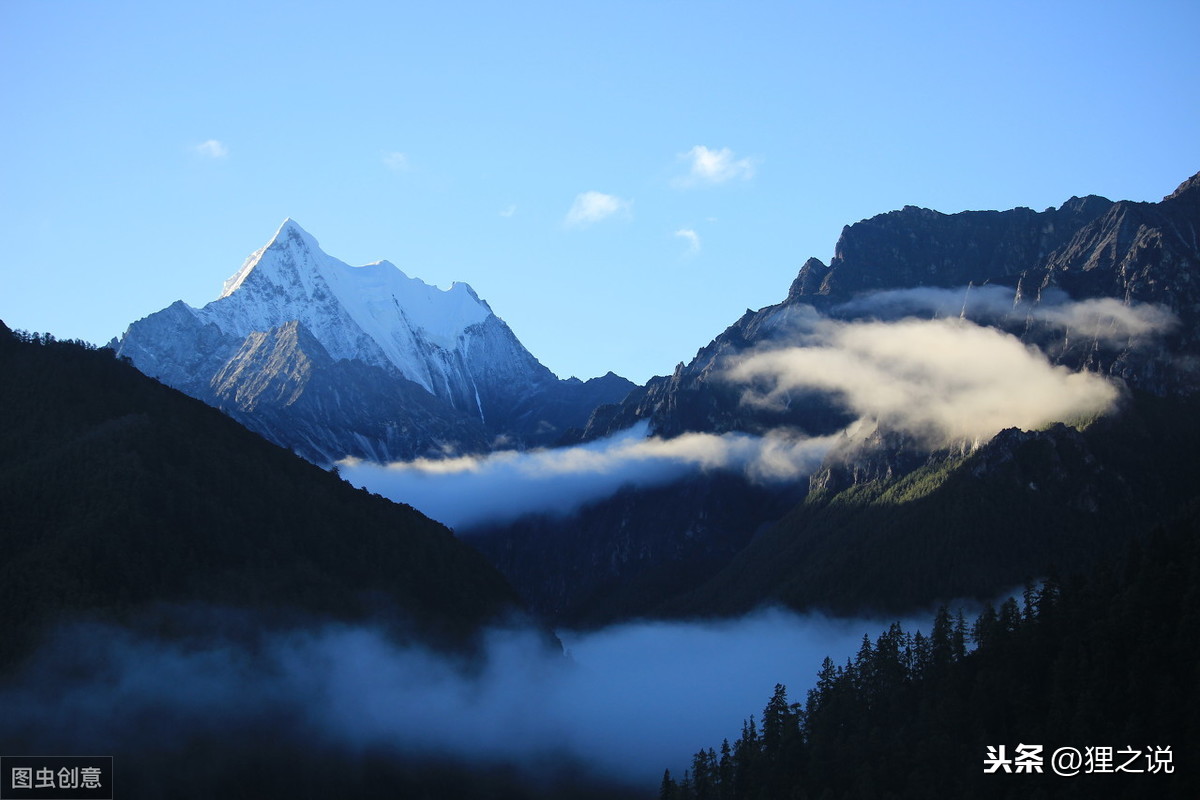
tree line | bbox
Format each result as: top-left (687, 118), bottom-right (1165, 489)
top-left (661, 505), bottom-right (1200, 799)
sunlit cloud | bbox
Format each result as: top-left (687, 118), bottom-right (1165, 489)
top-left (194, 139), bottom-right (228, 159)
top-left (834, 285), bottom-right (1179, 346)
top-left (339, 291), bottom-right (1166, 528)
top-left (726, 316), bottom-right (1121, 447)
top-left (675, 145), bottom-right (756, 187)
top-left (564, 191), bottom-right (631, 227)
top-left (340, 422), bottom-right (838, 529)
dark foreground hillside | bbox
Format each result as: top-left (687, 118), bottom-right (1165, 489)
top-left (663, 500), bottom-right (1200, 799)
top-left (672, 392), bottom-right (1200, 618)
top-left (0, 322), bottom-right (652, 799)
top-left (0, 320), bottom-right (523, 663)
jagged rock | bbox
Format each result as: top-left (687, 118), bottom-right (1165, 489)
top-left (489, 173), bottom-right (1200, 624)
top-left (581, 173), bottom-right (1199, 445)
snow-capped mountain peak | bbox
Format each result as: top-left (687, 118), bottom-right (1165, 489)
top-left (113, 219), bottom-right (600, 441)
top-left (220, 218), bottom-right (318, 299)
top-left (200, 219), bottom-right (498, 383)
top-left (109, 219), bottom-right (636, 461)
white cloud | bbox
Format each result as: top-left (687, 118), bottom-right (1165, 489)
top-left (1, 609), bottom-right (891, 787)
top-left (342, 291), bottom-right (1156, 530)
top-left (499, 204), bottom-right (517, 218)
top-left (726, 316), bottom-right (1120, 447)
top-left (675, 228), bottom-right (701, 256)
top-left (834, 285), bottom-right (1179, 347)
top-left (676, 145), bottom-right (756, 187)
top-left (383, 151), bottom-right (409, 171)
top-left (564, 191), bottom-right (630, 227)
top-left (1027, 293), bottom-right (1178, 342)
top-left (194, 139), bottom-right (228, 159)
top-left (340, 422), bottom-right (838, 529)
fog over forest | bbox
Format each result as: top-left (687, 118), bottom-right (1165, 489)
top-left (0, 607), bottom-right (942, 786)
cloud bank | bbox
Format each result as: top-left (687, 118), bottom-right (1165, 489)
top-left (834, 284), bottom-right (1178, 347)
top-left (0, 609), bottom-right (900, 788)
top-left (728, 316), bottom-right (1121, 446)
top-left (341, 422), bottom-right (838, 529)
top-left (341, 288), bottom-right (1176, 529)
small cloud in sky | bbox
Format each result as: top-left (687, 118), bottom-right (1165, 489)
top-left (675, 228), bottom-right (701, 256)
top-left (564, 191), bottom-right (630, 228)
top-left (195, 139), bottom-right (228, 159)
top-left (383, 152), bottom-right (410, 172)
top-left (675, 145), bottom-right (756, 187)
top-left (500, 204), bottom-right (517, 218)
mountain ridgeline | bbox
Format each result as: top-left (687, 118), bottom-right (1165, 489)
top-left (582, 170), bottom-right (1200, 443)
top-left (101, 175), bottom-right (1200, 630)
top-left (473, 172), bottom-right (1200, 626)
top-left (5, 174), bottom-right (1199, 798)
top-left (112, 220), bottom-right (634, 464)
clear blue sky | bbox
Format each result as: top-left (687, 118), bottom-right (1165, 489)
top-left (3, 0), bottom-right (1197, 384)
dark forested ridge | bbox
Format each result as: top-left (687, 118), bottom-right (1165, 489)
top-left (0, 321), bottom-right (525, 667)
top-left (472, 390), bottom-right (1200, 627)
top-left (662, 500), bottom-right (1200, 799)
top-left (1, 321), bottom-right (657, 798)
top-left (670, 392), bottom-right (1200, 618)
top-left (471, 470), bottom-right (804, 626)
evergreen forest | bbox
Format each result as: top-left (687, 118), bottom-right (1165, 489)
top-left (660, 502), bottom-right (1200, 799)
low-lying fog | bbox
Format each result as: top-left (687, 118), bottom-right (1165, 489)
top-left (1, 608), bottom-right (930, 788)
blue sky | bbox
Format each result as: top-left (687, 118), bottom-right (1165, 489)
top-left (2, 0), bottom-right (1197, 385)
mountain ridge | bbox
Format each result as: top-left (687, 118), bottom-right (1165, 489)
top-left (478, 172), bottom-right (1200, 626)
top-left (112, 220), bottom-right (635, 462)
top-left (578, 171), bottom-right (1200, 444)
top-left (0, 321), bottom-right (528, 666)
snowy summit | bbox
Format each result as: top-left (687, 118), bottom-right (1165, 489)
top-left (110, 220), bottom-right (635, 463)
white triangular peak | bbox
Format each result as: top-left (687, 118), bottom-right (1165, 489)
top-left (202, 220), bottom-right (500, 392)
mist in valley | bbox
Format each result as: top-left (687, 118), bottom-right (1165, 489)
top-left (0, 607), bottom-right (934, 792)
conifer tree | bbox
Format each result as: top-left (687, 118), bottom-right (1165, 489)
top-left (660, 768), bottom-right (678, 800)
top-left (951, 609), bottom-right (968, 662)
top-left (971, 603), bottom-right (999, 649)
top-left (998, 596), bottom-right (1021, 634)
top-left (930, 605), bottom-right (953, 671)
top-left (717, 739), bottom-right (733, 800)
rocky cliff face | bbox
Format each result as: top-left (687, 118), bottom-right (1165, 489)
top-left (482, 173), bottom-right (1200, 625)
top-left (112, 220), bottom-right (634, 463)
top-left (209, 320), bottom-right (490, 463)
top-left (580, 172), bottom-right (1199, 444)
top-left (794, 195), bottom-right (1116, 298)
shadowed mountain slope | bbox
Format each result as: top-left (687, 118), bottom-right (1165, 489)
top-left (0, 321), bottom-right (525, 667)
